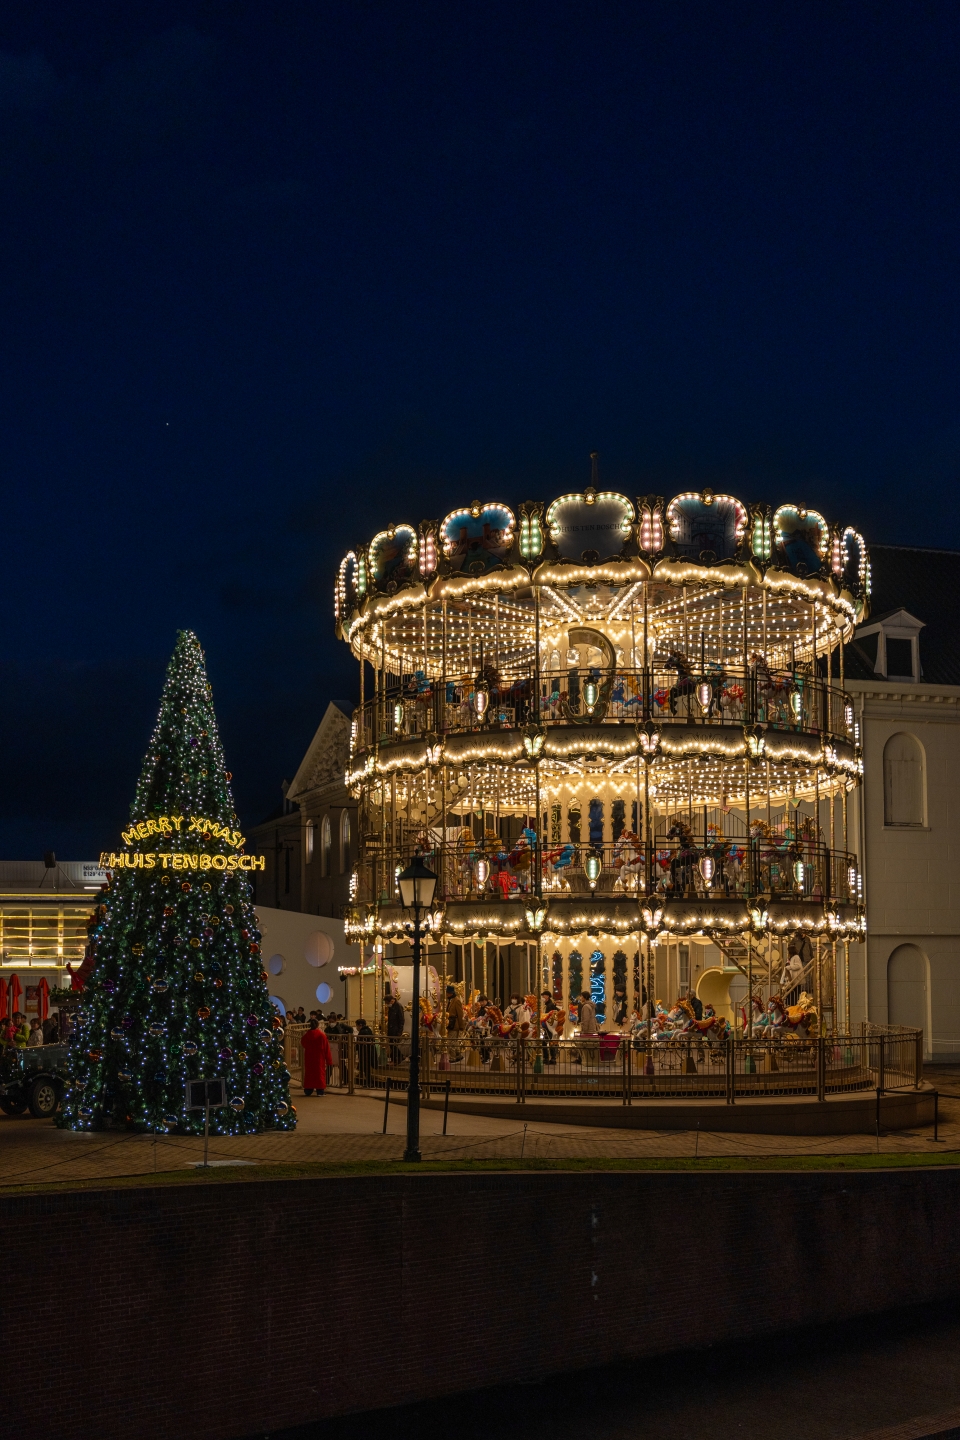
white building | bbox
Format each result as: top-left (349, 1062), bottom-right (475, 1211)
top-left (847, 545), bottom-right (960, 1059)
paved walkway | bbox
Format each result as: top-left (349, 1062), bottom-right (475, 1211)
top-left (0, 1076), bottom-right (958, 1190)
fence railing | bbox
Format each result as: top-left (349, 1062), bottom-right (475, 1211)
top-left (354, 838), bottom-right (859, 908)
top-left (297, 1026), bottom-right (922, 1103)
top-left (356, 665), bottom-right (855, 750)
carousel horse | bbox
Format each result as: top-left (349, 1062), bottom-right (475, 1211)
top-left (751, 653), bottom-right (802, 721)
top-left (703, 823), bottom-right (732, 893)
top-left (699, 660), bottom-right (728, 717)
top-left (613, 829), bottom-right (644, 884)
top-left (663, 651), bottom-right (698, 716)
top-left (544, 842), bottom-right (576, 874)
top-left (544, 683), bottom-right (563, 718)
top-left (507, 828), bottom-right (537, 876)
top-left (419, 996), bottom-right (440, 1034)
top-left (541, 1005), bottom-right (565, 1042)
top-left (740, 993), bottom-right (773, 1034)
top-left (659, 998), bottom-right (699, 1041)
top-left (666, 817), bottom-right (700, 894)
top-left (722, 843), bottom-right (745, 894)
top-left (691, 1004), bottom-right (732, 1044)
top-left (768, 991), bottom-right (819, 1039)
top-left (456, 826), bottom-right (485, 892)
top-left (721, 680), bottom-right (746, 714)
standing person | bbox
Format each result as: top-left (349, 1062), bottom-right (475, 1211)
top-left (782, 933), bottom-right (809, 1005)
top-left (42, 1012), bottom-right (59, 1045)
top-left (686, 988), bottom-right (703, 1021)
top-left (385, 991), bottom-right (405, 1064)
top-left (444, 985), bottom-right (464, 1064)
top-left (578, 989), bottom-right (598, 1066)
top-left (474, 994), bottom-right (493, 1064)
top-left (12, 1013), bottom-right (28, 1047)
top-left (540, 990), bottom-right (562, 1063)
top-left (445, 986), bottom-right (465, 1034)
top-left (355, 1017), bottom-right (374, 1086)
top-left (300, 1018), bottom-right (332, 1097)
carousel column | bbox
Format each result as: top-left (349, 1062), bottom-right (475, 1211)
top-left (561, 946), bottom-right (570, 1032)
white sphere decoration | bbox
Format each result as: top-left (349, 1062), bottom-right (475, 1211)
top-left (304, 930), bottom-right (335, 968)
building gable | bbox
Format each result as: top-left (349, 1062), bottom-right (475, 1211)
top-left (286, 702), bottom-right (352, 803)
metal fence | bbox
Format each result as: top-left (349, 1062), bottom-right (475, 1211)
top-left (293, 1024), bottom-right (922, 1104)
top-left (354, 837), bottom-right (859, 908)
top-left (356, 665), bottom-right (854, 749)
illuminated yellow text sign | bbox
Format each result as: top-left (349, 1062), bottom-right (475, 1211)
top-left (99, 851), bottom-right (265, 872)
top-left (120, 815), bottom-right (245, 849)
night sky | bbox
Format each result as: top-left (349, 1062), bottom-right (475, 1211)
top-left (3, 2), bottom-right (959, 860)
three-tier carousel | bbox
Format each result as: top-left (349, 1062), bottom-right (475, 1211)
top-left (335, 468), bottom-right (868, 1045)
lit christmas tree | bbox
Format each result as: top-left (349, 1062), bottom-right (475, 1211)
top-left (58, 630), bottom-right (295, 1134)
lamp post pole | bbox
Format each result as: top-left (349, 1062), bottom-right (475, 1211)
top-left (398, 856), bottom-right (437, 1165)
top-left (404, 899), bottom-right (423, 1163)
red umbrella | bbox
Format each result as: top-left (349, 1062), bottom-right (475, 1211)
top-left (0, 977), bottom-right (7, 1020)
top-left (37, 977), bottom-right (50, 1023)
top-left (7, 973), bottom-right (22, 1017)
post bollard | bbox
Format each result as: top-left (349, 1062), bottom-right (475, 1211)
top-left (382, 1076), bottom-right (392, 1134)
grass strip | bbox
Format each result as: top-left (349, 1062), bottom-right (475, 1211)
top-left (2, 1147), bottom-right (960, 1197)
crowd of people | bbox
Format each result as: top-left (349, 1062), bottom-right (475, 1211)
top-left (0, 1011), bottom-right (67, 1050)
top-left (281, 1007), bottom-right (376, 1096)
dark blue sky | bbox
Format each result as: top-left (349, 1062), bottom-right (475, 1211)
top-left (2, 1), bottom-right (959, 858)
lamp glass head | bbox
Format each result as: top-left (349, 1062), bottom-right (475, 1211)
top-left (398, 856), bottom-right (438, 909)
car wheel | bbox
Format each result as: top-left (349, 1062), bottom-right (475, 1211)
top-left (0, 1095), bottom-right (28, 1116)
top-left (28, 1078), bottom-right (60, 1119)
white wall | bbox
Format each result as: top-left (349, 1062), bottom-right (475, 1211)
top-left (850, 681), bottom-right (960, 1057)
top-left (254, 906), bottom-right (348, 1017)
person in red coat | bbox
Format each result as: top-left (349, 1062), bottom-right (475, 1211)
top-left (300, 1018), bottom-right (332, 1096)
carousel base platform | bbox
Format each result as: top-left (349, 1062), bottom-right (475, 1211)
top-left (408, 1085), bottom-right (937, 1135)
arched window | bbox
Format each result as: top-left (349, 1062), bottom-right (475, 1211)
top-left (887, 944), bottom-right (927, 1033)
top-left (883, 732), bottom-right (924, 827)
top-left (339, 810), bottom-right (351, 874)
top-left (320, 815), bottom-right (332, 877)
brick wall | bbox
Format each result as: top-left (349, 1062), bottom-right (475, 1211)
top-left (9, 1168), bottom-right (960, 1440)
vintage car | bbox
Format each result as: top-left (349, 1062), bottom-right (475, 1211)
top-left (0, 1043), bottom-right (69, 1118)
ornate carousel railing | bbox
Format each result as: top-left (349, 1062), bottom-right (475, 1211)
top-left (330, 1025), bottom-right (922, 1103)
top-left (354, 838), bottom-right (861, 908)
top-left (356, 665), bottom-right (855, 749)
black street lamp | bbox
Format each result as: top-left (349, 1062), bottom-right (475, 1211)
top-left (397, 856), bottom-right (438, 1163)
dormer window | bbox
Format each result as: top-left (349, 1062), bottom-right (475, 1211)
top-left (854, 609), bottom-right (924, 682)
